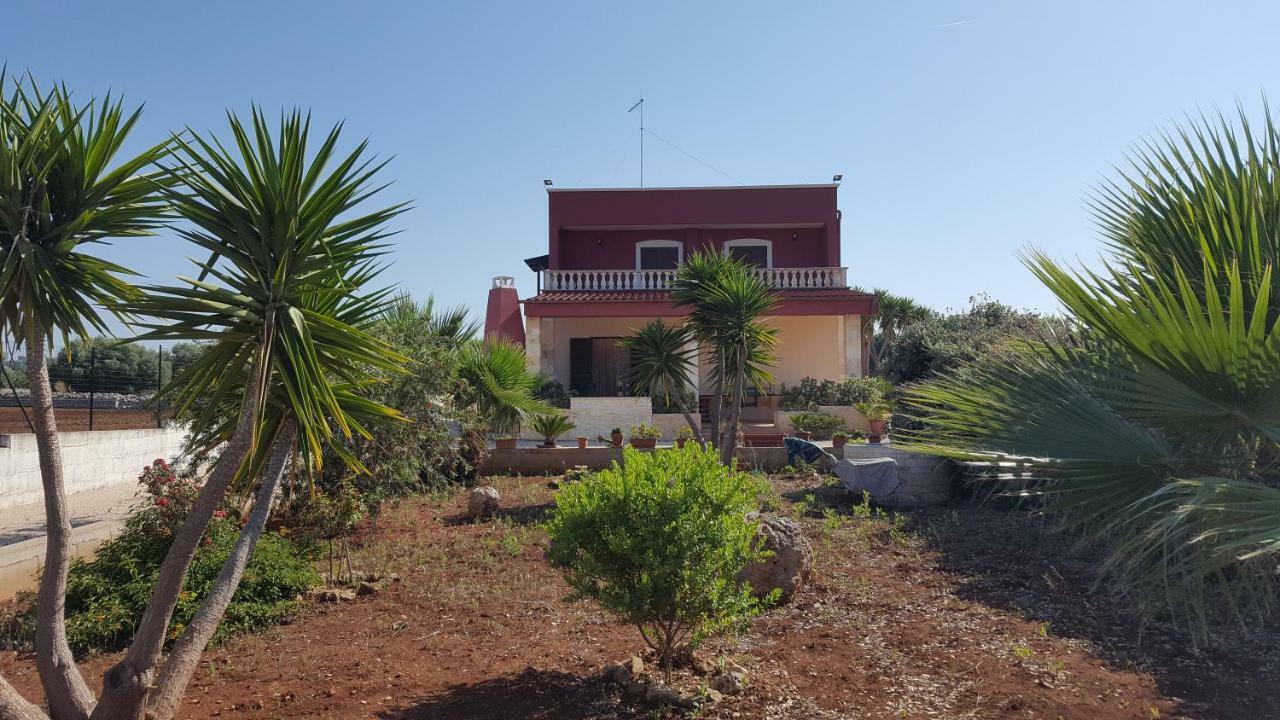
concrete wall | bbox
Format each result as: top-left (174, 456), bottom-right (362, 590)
top-left (770, 315), bottom-right (845, 388)
top-left (0, 427), bottom-right (187, 509)
top-left (652, 413), bottom-right (698, 439)
top-left (480, 445), bottom-right (792, 475)
top-left (843, 443), bottom-right (955, 508)
top-left (568, 396), bottom-right (652, 441)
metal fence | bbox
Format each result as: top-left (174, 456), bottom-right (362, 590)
top-left (0, 345), bottom-right (174, 434)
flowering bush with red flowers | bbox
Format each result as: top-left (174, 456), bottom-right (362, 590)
top-left (131, 458), bottom-right (220, 540)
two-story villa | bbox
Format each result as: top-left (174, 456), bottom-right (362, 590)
top-left (485, 183), bottom-right (877, 422)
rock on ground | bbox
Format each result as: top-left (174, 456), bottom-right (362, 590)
top-left (739, 512), bottom-right (811, 603)
top-left (466, 486), bottom-right (500, 520)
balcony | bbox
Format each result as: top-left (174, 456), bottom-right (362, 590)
top-left (541, 266), bottom-right (848, 292)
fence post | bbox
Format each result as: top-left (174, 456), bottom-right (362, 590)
top-left (88, 345), bottom-right (96, 431)
top-left (156, 345), bottom-right (163, 429)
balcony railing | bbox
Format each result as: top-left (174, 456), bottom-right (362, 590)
top-left (541, 266), bottom-right (848, 292)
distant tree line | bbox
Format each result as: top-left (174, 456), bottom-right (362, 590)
top-left (1, 338), bottom-right (208, 394)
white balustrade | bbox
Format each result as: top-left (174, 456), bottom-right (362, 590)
top-left (541, 266), bottom-right (848, 292)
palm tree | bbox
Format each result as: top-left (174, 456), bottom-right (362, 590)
top-left (622, 319), bottom-right (702, 442)
top-left (672, 252), bottom-right (777, 464)
top-left (903, 106), bottom-right (1280, 636)
top-left (455, 338), bottom-right (552, 437)
top-left (90, 108), bottom-right (408, 720)
top-left (0, 77), bottom-right (169, 720)
top-left (864, 288), bottom-right (934, 372)
top-left (378, 293), bottom-right (479, 350)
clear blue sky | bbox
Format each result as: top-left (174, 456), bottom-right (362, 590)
top-left (11, 1), bottom-right (1280, 332)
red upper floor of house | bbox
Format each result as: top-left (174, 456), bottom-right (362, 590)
top-left (520, 183), bottom-right (875, 318)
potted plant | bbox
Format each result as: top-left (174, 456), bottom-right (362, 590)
top-left (674, 425), bottom-right (695, 449)
top-left (789, 411), bottom-right (844, 441)
top-left (629, 423), bottom-right (661, 449)
top-left (495, 435), bottom-right (518, 450)
top-left (576, 436), bottom-right (589, 449)
top-left (832, 430), bottom-right (849, 451)
top-left (610, 427), bottom-right (624, 447)
top-left (530, 413), bottom-right (576, 449)
top-left (856, 401), bottom-right (893, 443)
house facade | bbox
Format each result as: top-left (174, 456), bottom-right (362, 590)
top-left (486, 184), bottom-right (876, 421)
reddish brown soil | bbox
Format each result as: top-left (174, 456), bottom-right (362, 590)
top-left (3, 473), bottom-right (1278, 719)
top-left (0, 408), bottom-right (164, 434)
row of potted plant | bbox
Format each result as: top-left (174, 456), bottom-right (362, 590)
top-left (494, 417), bottom-right (690, 450)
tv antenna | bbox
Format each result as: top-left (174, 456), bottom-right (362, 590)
top-left (628, 95), bottom-right (644, 187)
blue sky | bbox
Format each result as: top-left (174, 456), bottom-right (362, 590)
top-left (11, 1), bottom-right (1280, 331)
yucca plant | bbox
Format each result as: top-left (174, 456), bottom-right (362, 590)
top-left (671, 252), bottom-right (778, 464)
top-left (621, 319), bottom-right (702, 442)
top-left (902, 106), bottom-right (1280, 637)
top-left (0, 75), bottom-right (170, 720)
top-left (87, 108), bottom-right (408, 720)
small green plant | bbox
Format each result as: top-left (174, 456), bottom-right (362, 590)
top-left (856, 400), bottom-right (894, 424)
top-left (675, 425), bottom-right (696, 441)
top-left (629, 423), bottom-right (662, 440)
top-left (789, 411), bottom-right (845, 440)
top-left (1012, 642), bottom-right (1035, 661)
top-left (547, 444), bottom-right (770, 674)
top-left (530, 413), bottom-right (576, 446)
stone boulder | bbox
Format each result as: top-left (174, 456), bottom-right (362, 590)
top-left (738, 512), bottom-right (811, 603)
top-left (466, 486), bottom-right (500, 520)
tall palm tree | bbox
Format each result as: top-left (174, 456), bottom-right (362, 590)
top-left (455, 338), bottom-right (551, 437)
top-left (621, 319), bottom-right (702, 442)
top-left (0, 77), bottom-right (169, 720)
top-left (904, 106), bottom-right (1280, 636)
top-left (90, 108), bottom-right (408, 720)
top-left (864, 288), bottom-right (934, 371)
top-left (672, 252), bottom-right (777, 464)
top-left (378, 292), bottom-right (479, 350)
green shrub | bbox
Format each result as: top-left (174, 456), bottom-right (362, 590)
top-left (530, 413), bottom-right (576, 445)
top-left (780, 376), bottom-right (892, 410)
top-left (546, 445), bottom-right (770, 671)
top-left (5, 462), bottom-right (319, 657)
top-left (629, 423), bottom-right (662, 440)
top-left (789, 411), bottom-right (845, 440)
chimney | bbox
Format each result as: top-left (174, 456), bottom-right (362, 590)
top-left (483, 276), bottom-right (525, 346)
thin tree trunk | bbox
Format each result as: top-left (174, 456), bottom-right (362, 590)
top-left (719, 345), bottom-right (747, 466)
top-left (709, 353), bottom-right (724, 449)
top-left (25, 319), bottom-right (95, 720)
top-left (666, 379), bottom-right (703, 443)
top-left (92, 360), bottom-right (268, 720)
top-left (0, 674), bottom-right (47, 720)
top-left (145, 423), bottom-right (296, 720)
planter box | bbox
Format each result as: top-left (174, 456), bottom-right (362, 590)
top-left (630, 438), bottom-right (657, 449)
top-left (774, 406), bottom-right (870, 435)
top-left (743, 432), bottom-right (785, 447)
top-left (841, 443), bottom-right (956, 508)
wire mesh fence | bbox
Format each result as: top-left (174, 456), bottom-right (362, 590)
top-left (0, 344), bottom-right (182, 434)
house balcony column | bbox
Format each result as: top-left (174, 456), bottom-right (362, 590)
top-left (681, 335), bottom-right (701, 394)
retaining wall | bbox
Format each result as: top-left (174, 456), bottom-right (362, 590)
top-left (568, 397), bottom-right (651, 440)
top-left (843, 442), bottom-right (955, 508)
top-left (0, 427), bottom-right (187, 509)
top-left (480, 444), bottom-right (793, 475)
top-left (774, 406), bottom-right (870, 434)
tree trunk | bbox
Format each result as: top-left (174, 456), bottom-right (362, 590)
top-left (718, 345), bottom-right (747, 466)
top-left (0, 674), bottom-right (48, 720)
top-left (25, 320), bottom-right (95, 720)
top-left (145, 422), bottom-right (296, 720)
top-left (666, 379), bottom-right (703, 444)
top-left (92, 363), bottom-right (267, 720)
top-left (709, 353), bottom-right (724, 450)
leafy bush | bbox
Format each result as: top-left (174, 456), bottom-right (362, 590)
top-left (546, 445), bottom-right (770, 670)
top-left (629, 423), bottom-right (662, 440)
top-left (533, 374), bottom-right (572, 409)
top-left (788, 411), bottom-right (845, 440)
top-left (881, 296), bottom-right (1067, 384)
top-left (7, 462), bottom-right (318, 656)
top-left (780, 376), bottom-right (892, 410)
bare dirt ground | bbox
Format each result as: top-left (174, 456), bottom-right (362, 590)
top-left (3, 472), bottom-right (1277, 719)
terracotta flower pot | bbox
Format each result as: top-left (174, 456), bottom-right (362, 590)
top-left (630, 438), bottom-right (657, 449)
top-left (868, 419), bottom-right (887, 435)
top-left (576, 437), bottom-right (588, 449)
top-left (833, 436), bottom-right (848, 450)
top-left (676, 438), bottom-right (687, 449)
top-left (495, 437), bottom-right (517, 450)
top-left (610, 432), bottom-right (623, 447)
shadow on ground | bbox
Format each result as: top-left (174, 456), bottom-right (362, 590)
top-left (911, 502), bottom-right (1280, 720)
top-left (379, 667), bottom-right (631, 720)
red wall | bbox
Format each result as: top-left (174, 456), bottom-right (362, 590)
top-left (547, 185), bottom-right (840, 270)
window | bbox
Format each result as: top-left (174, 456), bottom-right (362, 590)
top-left (723, 238), bottom-right (772, 268)
top-left (636, 239), bottom-right (682, 270)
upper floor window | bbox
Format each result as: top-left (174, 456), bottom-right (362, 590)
top-left (636, 239), bottom-right (682, 270)
top-left (723, 238), bottom-right (772, 268)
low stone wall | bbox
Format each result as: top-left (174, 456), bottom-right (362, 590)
top-left (568, 397), bottom-right (651, 441)
top-left (842, 443), bottom-right (955, 508)
top-left (0, 427), bottom-right (187, 509)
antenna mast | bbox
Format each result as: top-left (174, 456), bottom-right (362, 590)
top-left (628, 95), bottom-right (644, 187)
